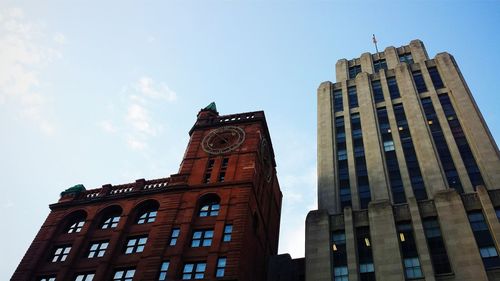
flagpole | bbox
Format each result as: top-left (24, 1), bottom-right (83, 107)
top-left (372, 34), bottom-right (379, 53)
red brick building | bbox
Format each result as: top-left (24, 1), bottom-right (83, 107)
top-left (12, 104), bottom-right (282, 281)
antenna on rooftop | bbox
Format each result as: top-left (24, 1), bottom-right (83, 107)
top-left (372, 34), bottom-right (379, 53)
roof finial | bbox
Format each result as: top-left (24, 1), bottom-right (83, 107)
top-left (203, 102), bottom-right (217, 112)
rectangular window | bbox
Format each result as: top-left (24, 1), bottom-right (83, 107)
top-left (216, 257), bottom-right (227, 278)
top-left (348, 86), bottom-right (358, 108)
top-left (158, 261), bottom-right (170, 281)
top-left (467, 211), bottom-right (500, 268)
top-left (349, 65), bottom-right (361, 79)
top-left (332, 231), bottom-right (348, 278)
top-left (221, 158), bottom-right (229, 168)
top-left (428, 67), bottom-right (444, 89)
top-left (439, 94), bottom-right (484, 188)
top-left (412, 71), bottom-right (427, 93)
top-left (422, 218), bottom-right (451, 274)
top-left (371, 80), bottom-right (384, 103)
top-left (74, 273), bottom-right (94, 281)
top-left (170, 228), bottom-right (180, 246)
top-left (137, 209), bottom-right (157, 224)
top-left (218, 172), bottom-right (225, 182)
top-left (421, 97), bottom-right (463, 192)
top-left (387, 77), bottom-right (400, 99)
top-left (125, 236), bottom-right (147, 254)
top-left (357, 227), bottom-right (375, 281)
top-left (496, 208), bottom-right (500, 221)
top-left (377, 108), bottom-right (406, 204)
top-left (373, 59), bottom-right (387, 72)
top-left (101, 215), bottom-right (120, 229)
top-left (333, 89), bottom-right (343, 113)
top-left (399, 53), bottom-right (414, 64)
top-left (67, 220), bottom-right (85, 233)
top-left (397, 223), bottom-right (423, 279)
top-left (39, 276), bottom-right (56, 281)
top-left (404, 257), bottom-right (423, 279)
top-left (333, 266), bottom-right (348, 281)
top-left (191, 229), bottom-right (214, 247)
top-left (336, 116), bottom-right (351, 209)
top-left (204, 173), bottom-right (211, 184)
top-left (113, 269), bottom-right (135, 281)
top-left (207, 159), bottom-right (215, 169)
top-left (393, 104), bottom-right (427, 200)
top-left (223, 224), bottom-right (233, 242)
top-left (87, 241), bottom-right (109, 258)
top-left (52, 246), bottom-right (71, 262)
top-left (182, 262), bottom-right (206, 280)
top-left (383, 140), bottom-right (395, 152)
top-left (351, 113), bottom-right (371, 208)
top-left (337, 149), bottom-right (347, 160)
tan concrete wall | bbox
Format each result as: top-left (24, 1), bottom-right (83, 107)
top-left (368, 200), bottom-right (405, 280)
top-left (336, 59), bottom-right (348, 82)
top-left (356, 73), bottom-right (390, 201)
top-left (409, 40), bottom-right (429, 63)
top-left (408, 197), bottom-right (436, 281)
top-left (360, 53), bottom-right (373, 75)
top-left (435, 53), bottom-right (500, 189)
top-left (477, 186), bottom-right (500, 252)
top-left (395, 63), bottom-right (447, 196)
top-left (344, 208), bottom-right (359, 281)
top-left (317, 81), bottom-right (336, 213)
top-left (419, 62), bottom-right (475, 193)
top-left (305, 210), bottom-right (332, 281)
top-left (384, 46), bottom-right (399, 69)
top-left (434, 190), bottom-right (488, 280)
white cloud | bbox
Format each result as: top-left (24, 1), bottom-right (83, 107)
top-left (99, 120), bottom-right (118, 133)
top-left (53, 33), bottom-right (66, 45)
top-left (126, 103), bottom-right (156, 135)
top-left (127, 137), bottom-right (147, 150)
top-left (99, 76), bottom-right (177, 150)
top-left (0, 7), bottom-right (62, 134)
top-left (135, 76), bottom-right (177, 102)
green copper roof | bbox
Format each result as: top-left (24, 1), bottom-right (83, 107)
top-left (60, 184), bottom-right (86, 197)
top-left (203, 102), bottom-right (217, 112)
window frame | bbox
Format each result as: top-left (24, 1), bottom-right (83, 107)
top-left (74, 273), bottom-right (95, 281)
top-left (67, 220), bottom-right (85, 233)
top-left (169, 228), bottom-right (181, 246)
top-left (51, 245), bottom-right (72, 262)
top-left (191, 229), bottom-right (214, 247)
top-left (216, 257), bottom-right (227, 278)
top-left (182, 262), bottom-right (207, 280)
top-left (158, 261), bottom-right (170, 281)
top-left (223, 224), bottom-right (233, 242)
top-left (87, 240), bottom-right (109, 258)
top-left (124, 235), bottom-right (148, 254)
top-left (113, 268), bottom-right (136, 281)
top-left (101, 215), bottom-right (120, 229)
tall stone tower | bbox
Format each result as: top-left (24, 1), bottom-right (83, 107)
top-left (307, 40), bottom-right (500, 281)
top-left (12, 104), bottom-right (282, 281)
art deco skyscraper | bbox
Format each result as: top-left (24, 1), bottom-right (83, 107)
top-left (306, 40), bottom-right (500, 281)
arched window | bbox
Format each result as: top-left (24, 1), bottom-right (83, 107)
top-left (64, 211), bottom-right (87, 234)
top-left (98, 205), bottom-right (123, 229)
top-left (198, 194), bottom-right (220, 217)
top-left (135, 200), bottom-right (159, 224)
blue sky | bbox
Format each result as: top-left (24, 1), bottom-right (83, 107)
top-left (1, 0), bottom-right (499, 279)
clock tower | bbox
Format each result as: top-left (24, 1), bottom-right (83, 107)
top-left (11, 103), bottom-right (282, 281)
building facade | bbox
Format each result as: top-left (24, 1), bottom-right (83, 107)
top-left (306, 40), bottom-right (500, 281)
top-left (12, 104), bottom-right (282, 281)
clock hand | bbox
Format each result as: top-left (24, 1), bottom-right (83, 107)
top-left (214, 133), bottom-right (229, 144)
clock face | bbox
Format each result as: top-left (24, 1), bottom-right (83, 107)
top-left (202, 126), bottom-right (246, 154)
top-left (260, 138), bottom-right (273, 183)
